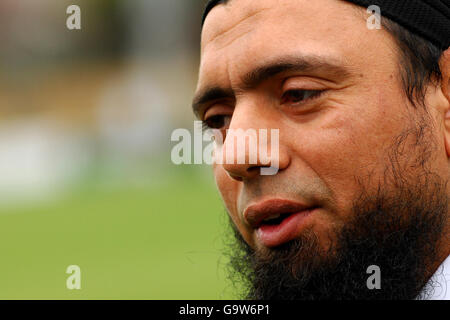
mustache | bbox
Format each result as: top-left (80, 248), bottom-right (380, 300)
top-left (237, 173), bottom-right (333, 217)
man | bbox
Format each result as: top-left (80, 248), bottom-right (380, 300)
top-left (193, 0), bottom-right (450, 299)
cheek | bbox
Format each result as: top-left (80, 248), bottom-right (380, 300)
top-left (289, 119), bottom-right (367, 217)
top-left (290, 98), bottom-right (407, 218)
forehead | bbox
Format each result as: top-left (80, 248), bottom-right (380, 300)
top-left (201, 0), bottom-right (366, 42)
top-left (201, 0), bottom-right (272, 49)
top-left (198, 0), bottom-right (376, 87)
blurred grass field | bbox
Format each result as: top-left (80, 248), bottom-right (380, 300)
top-left (0, 166), bottom-right (237, 300)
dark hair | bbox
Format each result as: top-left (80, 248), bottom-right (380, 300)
top-left (381, 18), bottom-right (443, 109)
top-left (201, 0), bottom-right (444, 109)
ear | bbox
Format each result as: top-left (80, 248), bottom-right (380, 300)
top-left (440, 48), bottom-right (450, 157)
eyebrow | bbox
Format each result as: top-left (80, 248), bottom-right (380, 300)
top-left (192, 55), bottom-right (350, 117)
top-left (192, 87), bottom-right (235, 117)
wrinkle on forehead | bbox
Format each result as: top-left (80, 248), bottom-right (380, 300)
top-left (202, 5), bottom-right (271, 52)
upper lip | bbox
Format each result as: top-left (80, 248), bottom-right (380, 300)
top-left (243, 199), bottom-right (313, 229)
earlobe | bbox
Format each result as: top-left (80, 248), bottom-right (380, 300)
top-left (440, 49), bottom-right (450, 157)
top-left (441, 49), bottom-right (450, 103)
top-left (445, 110), bottom-right (450, 157)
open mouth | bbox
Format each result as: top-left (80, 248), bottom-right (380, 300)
top-left (261, 212), bottom-right (294, 226)
top-left (244, 199), bottom-right (319, 247)
top-left (257, 208), bottom-right (317, 247)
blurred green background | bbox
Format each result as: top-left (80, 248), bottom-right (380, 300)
top-left (0, 0), bottom-right (236, 299)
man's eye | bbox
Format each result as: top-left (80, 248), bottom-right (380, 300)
top-left (202, 115), bottom-right (231, 130)
top-left (281, 89), bottom-right (323, 104)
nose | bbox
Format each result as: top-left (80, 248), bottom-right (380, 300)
top-left (219, 103), bottom-right (289, 181)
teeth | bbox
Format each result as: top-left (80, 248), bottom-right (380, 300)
top-left (263, 214), bottom-right (281, 222)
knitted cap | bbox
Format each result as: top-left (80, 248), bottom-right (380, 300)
top-left (202, 0), bottom-right (450, 49)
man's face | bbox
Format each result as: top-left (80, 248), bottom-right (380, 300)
top-left (194, 0), bottom-right (449, 298)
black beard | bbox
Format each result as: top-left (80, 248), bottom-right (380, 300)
top-left (225, 120), bottom-right (448, 300)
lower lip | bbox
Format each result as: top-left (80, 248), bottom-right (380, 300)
top-left (256, 209), bottom-right (316, 247)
